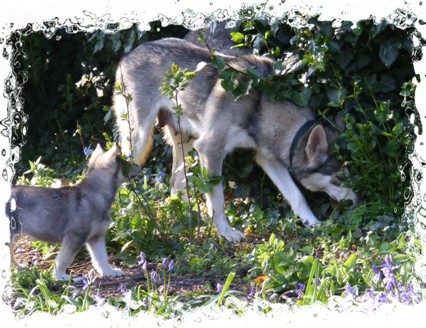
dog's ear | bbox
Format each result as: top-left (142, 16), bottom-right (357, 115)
top-left (92, 144), bottom-right (105, 156)
top-left (305, 125), bottom-right (328, 161)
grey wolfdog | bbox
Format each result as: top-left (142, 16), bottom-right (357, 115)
top-left (6, 144), bottom-right (140, 280)
top-left (113, 37), bottom-right (357, 243)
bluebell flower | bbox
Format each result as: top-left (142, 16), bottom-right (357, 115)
top-left (296, 283), bottom-right (305, 299)
top-left (150, 270), bottom-right (161, 284)
top-left (168, 259), bottom-right (175, 272)
top-left (119, 283), bottom-right (127, 296)
top-left (372, 265), bottom-right (381, 284)
top-left (83, 147), bottom-right (93, 156)
top-left (162, 258), bottom-right (168, 268)
top-left (399, 283), bottom-right (421, 305)
top-left (156, 171), bottom-right (166, 183)
top-left (94, 292), bottom-right (105, 307)
top-left (138, 252), bottom-right (147, 271)
top-left (33, 252), bottom-right (40, 266)
top-left (365, 288), bottom-right (375, 301)
top-left (216, 282), bottom-right (223, 293)
top-left (82, 278), bottom-right (89, 291)
top-left (344, 283), bottom-right (358, 301)
top-left (376, 292), bottom-right (389, 305)
top-left (247, 287), bottom-right (256, 301)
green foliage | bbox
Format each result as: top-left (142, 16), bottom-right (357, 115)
top-left (12, 21), bottom-right (188, 175)
top-left (10, 269), bottom-right (94, 317)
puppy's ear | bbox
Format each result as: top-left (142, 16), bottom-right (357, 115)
top-left (91, 143), bottom-right (105, 157)
top-left (305, 125), bottom-right (328, 162)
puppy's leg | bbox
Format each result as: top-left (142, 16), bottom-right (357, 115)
top-left (194, 139), bottom-right (244, 243)
top-left (86, 235), bottom-right (122, 277)
top-left (54, 235), bottom-right (83, 281)
top-left (255, 153), bottom-right (319, 226)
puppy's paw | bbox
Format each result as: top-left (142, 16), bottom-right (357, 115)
top-left (100, 267), bottom-right (123, 278)
top-left (53, 271), bottom-right (72, 281)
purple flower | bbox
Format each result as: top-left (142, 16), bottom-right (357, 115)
top-left (379, 254), bottom-right (399, 293)
top-left (94, 292), bottom-right (105, 307)
top-left (119, 283), bottom-right (128, 296)
top-left (162, 258), bottom-right (168, 268)
top-left (150, 270), bottom-right (161, 284)
top-left (138, 252), bottom-right (147, 271)
top-left (365, 288), bottom-right (375, 301)
top-left (399, 284), bottom-right (421, 305)
top-left (376, 292), bottom-right (389, 305)
top-left (83, 147), bottom-right (93, 156)
top-left (296, 283), bottom-right (305, 299)
top-left (156, 171), bottom-right (166, 183)
top-left (82, 278), bottom-right (89, 291)
top-left (216, 282), bottom-right (223, 293)
top-left (247, 287), bottom-right (256, 301)
top-left (168, 259), bottom-right (175, 272)
top-left (372, 265), bottom-right (381, 284)
top-left (344, 283), bottom-right (358, 301)
top-left (162, 258), bottom-right (175, 271)
top-left (33, 252), bottom-right (40, 266)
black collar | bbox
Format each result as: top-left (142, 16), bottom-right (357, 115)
top-left (289, 120), bottom-right (316, 169)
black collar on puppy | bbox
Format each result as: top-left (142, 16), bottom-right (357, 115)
top-left (289, 120), bottom-right (316, 169)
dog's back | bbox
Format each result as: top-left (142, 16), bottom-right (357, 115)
top-left (114, 38), bottom-right (273, 165)
top-left (8, 185), bottom-right (79, 243)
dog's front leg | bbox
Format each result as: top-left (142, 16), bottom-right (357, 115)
top-left (195, 139), bottom-right (245, 243)
top-left (86, 235), bottom-right (123, 278)
top-left (206, 182), bottom-right (245, 243)
top-left (255, 153), bottom-right (319, 227)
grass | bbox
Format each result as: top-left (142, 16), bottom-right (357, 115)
top-left (4, 155), bottom-right (424, 320)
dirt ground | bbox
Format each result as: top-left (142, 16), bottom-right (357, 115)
top-left (11, 236), bottom-right (253, 301)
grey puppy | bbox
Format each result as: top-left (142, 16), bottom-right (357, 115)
top-left (6, 144), bottom-right (140, 280)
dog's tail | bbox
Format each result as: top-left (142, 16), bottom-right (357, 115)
top-left (113, 63), bottom-right (155, 167)
top-left (113, 90), bottom-right (154, 166)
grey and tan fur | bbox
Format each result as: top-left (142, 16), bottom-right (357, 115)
top-left (6, 144), bottom-right (140, 280)
top-left (114, 38), bottom-right (357, 243)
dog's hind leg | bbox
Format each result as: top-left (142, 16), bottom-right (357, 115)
top-left (54, 235), bottom-right (84, 281)
top-left (86, 235), bottom-right (123, 278)
top-left (163, 125), bottom-right (194, 196)
top-left (255, 153), bottom-right (319, 227)
top-left (8, 238), bottom-right (25, 270)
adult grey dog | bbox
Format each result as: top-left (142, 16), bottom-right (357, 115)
top-left (113, 38), bottom-right (357, 243)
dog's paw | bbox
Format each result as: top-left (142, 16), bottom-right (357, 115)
top-left (302, 218), bottom-right (320, 227)
top-left (54, 271), bottom-right (72, 281)
top-left (101, 267), bottom-right (123, 277)
top-left (219, 227), bottom-right (245, 243)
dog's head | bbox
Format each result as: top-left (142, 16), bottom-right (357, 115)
top-left (88, 143), bottom-right (141, 184)
top-left (290, 121), bottom-right (358, 204)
